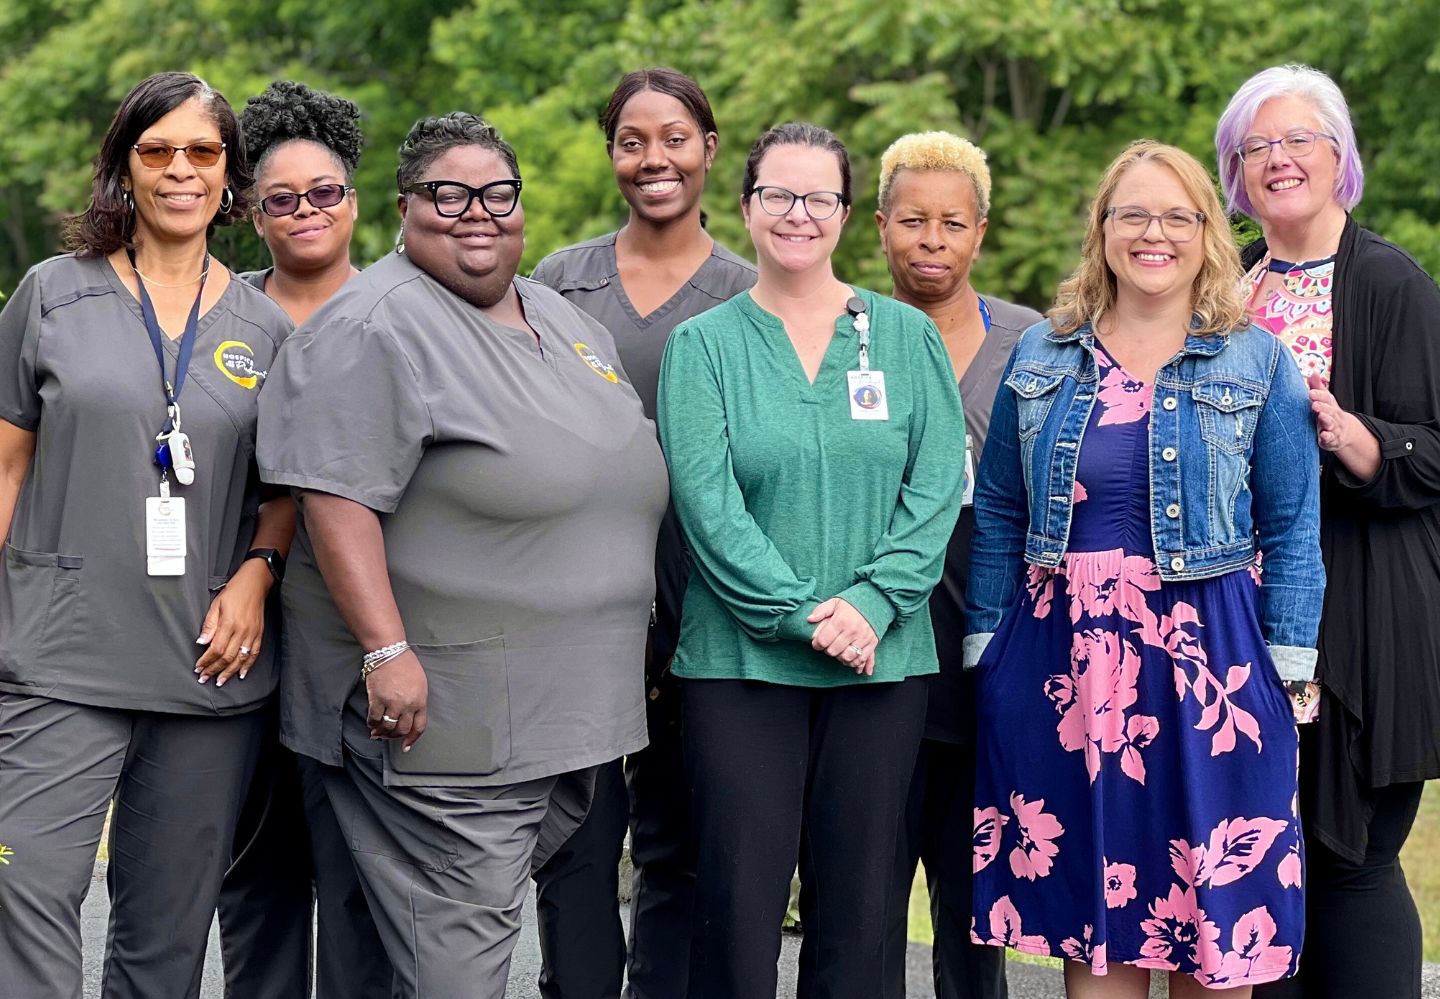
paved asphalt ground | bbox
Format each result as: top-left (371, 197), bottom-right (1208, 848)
top-left (81, 860), bottom-right (1440, 998)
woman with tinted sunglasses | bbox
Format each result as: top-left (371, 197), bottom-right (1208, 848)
top-left (214, 80), bottom-right (395, 999)
top-left (529, 67), bottom-right (755, 999)
top-left (239, 81), bottom-right (362, 325)
top-left (0, 72), bottom-right (293, 998)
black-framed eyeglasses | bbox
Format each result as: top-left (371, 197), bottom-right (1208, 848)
top-left (750, 186), bottom-right (847, 221)
top-left (132, 141), bottom-right (226, 168)
top-left (1236, 130), bottom-right (1336, 164)
top-left (1104, 206), bottom-right (1206, 243)
top-left (258, 184), bottom-right (352, 217)
top-left (401, 179), bottom-right (522, 218)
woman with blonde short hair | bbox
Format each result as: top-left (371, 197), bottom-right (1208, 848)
top-left (967, 141), bottom-right (1322, 997)
top-left (871, 130), bottom-right (1039, 999)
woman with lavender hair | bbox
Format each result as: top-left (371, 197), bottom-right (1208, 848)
top-left (1216, 65), bottom-right (1440, 999)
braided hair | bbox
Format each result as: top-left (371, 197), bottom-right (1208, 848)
top-left (239, 80), bottom-right (364, 180)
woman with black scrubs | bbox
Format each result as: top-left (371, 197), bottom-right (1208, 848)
top-left (0, 71), bottom-right (293, 998)
top-left (530, 67), bottom-right (755, 999)
top-left (217, 80), bottom-right (394, 999)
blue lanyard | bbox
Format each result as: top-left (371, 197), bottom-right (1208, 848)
top-left (978, 295), bottom-right (992, 333)
top-left (129, 250), bottom-right (210, 431)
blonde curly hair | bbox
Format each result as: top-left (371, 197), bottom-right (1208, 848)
top-left (877, 131), bottom-right (991, 218)
top-left (1049, 140), bottom-right (1248, 336)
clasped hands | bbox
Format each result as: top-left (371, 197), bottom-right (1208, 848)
top-left (808, 597), bottom-right (878, 676)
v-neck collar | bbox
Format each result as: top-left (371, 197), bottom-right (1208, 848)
top-left (736, 288), bottom-right (863, 394)
top-left (100, 255), bottom-right (236, 349)
top-left (602, 233), bottom-right (719, 328)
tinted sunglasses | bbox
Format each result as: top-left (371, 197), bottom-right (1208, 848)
top-left (258, 184), bottom-right (352, 217)
top-left (131, 141), bottom-right (227, 168)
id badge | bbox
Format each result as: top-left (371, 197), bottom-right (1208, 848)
top-left (145, 495), bottom-right (187, 576)
top-left (962, 433), bottom-right (976, 507)
top-left (847, 370), bottom-right (889, 421)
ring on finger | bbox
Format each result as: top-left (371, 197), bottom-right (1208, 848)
top-left (382, 715), bottom-right (399, 726)
top-left (847, 644), bottom-right (864, 657)
top-left (238, 646), bottom-right (253, 657)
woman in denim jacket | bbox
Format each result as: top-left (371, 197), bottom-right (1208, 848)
top-left (965, 142), bottom-right (1323, 998)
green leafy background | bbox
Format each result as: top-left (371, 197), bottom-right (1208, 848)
top-left (3, 0), bottom-right (1439, 307)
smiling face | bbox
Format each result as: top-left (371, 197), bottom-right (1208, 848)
top-left (252, 139), bottom-right (356, 275)
top-left (398, 144), bottom-right (524, 307)
top-left (123, 98), bottom-right (227, 248)
top-left (877, 168), bottom-right (988, 306)
top-left (1101, 160), bottom-right (1205, 309)
top-left (1241, 94), bottom-right (1342, 234)
top-left (742, 143), bottom-right (849, 277)
top-left (610, 88), bottom-right (715, 226)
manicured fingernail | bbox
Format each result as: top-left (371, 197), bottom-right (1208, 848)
top-left (216, 677), bottom-right (226, 687)
top-left (198, 675), bottom-right (208, 684)
top-left (239, 670), bottom-right (248, 680)
top-left (196, 635), bottom-right (211, 645)
top-left (194, 666), bottom-right (202, 674)
top-left (402, 745), bottom-right (411, 753)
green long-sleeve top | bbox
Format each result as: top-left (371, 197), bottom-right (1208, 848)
top-left (656, 287), bottom-right (966, 686)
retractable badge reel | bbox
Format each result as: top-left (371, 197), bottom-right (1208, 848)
top-left (846, 296), bottom-right (888, 421)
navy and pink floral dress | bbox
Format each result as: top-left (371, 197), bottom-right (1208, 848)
top-left (970, 344), bottom-right (1304, 988)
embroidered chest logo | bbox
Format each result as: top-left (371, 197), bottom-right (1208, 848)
top-left (572, 342), bottom-right (619, 383)
top-left (214, 340), bottom-right (267, 389)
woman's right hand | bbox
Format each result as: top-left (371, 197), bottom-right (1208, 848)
top-left (366, 649), bottom-right (429, 750)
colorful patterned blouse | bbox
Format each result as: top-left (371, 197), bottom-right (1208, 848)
top-left (1247, 252), bottom-right (1332, 723)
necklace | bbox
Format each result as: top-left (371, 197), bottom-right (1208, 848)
top-left (132, 258), bottom-right (209, 288)
top-left (1266, 252), bottom-right (1336, 275)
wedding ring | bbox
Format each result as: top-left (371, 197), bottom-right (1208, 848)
top-left (238, 646), bottom-right (252, 656)
top-left (847, 644), bottom-right (864, 657)
top-left (382, 715), bottom-right (399, 725)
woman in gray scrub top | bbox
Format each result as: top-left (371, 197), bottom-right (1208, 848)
top-left (0, 72), bottom-right (294, 999)
top-left (219, 81), bottom-right (395, 999)
top-left (530, 67), bottom-right (755, 999)
top-left (256, 112), bottom-right (669, 999)
top-left (872, 131), bottom-right (1040, 999)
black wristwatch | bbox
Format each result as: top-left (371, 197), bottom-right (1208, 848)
top-left (244, 547), bottom-right (286, 585)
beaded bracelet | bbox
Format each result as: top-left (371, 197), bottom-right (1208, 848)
top-left (361, 640), bottom-right (410, 678)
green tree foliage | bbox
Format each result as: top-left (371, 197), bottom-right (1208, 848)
top-left (2, 0), bottom-right (1437, 308)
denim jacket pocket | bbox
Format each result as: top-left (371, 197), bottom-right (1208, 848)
top-left (1192, 379), bottom-right (1265, 455)
top-left (1006, 367), bottom-right (1066, 443)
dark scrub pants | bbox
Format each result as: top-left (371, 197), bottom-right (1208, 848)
top-left (0, 694), bottom-right (264, 999)
top-left (530, 232), bottom-right (757, 999)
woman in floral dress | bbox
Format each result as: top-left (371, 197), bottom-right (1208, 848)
top-left (965, 142), bottom-right (1323, 996)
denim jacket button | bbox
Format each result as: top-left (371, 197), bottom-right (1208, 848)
top-left (1162, 396), bottom-right (1178, 411)
top-left (1170, 556), bottom-right (1185, 572)
top-left (1162, 446), bottom-right (1177, 461)
top-left (1166, 503), bottom-right (1181, 518)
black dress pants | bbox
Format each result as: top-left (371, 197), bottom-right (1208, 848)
top-left (684, 676), bottom-right (928, 999)
top-left (878, 738), bottom-right (1008, 999)
top-left (1258, 762), bottom-right (1425, 998)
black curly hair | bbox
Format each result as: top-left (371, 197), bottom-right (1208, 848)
top-left (238, 80), bottom-right (364, 181)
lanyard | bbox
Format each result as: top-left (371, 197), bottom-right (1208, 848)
top-left (129, 250), bottom-right (210, 432)
top-left (978, 295), bottom-right (992, 334)
top-left (847, 295), bottom-right (871, 372)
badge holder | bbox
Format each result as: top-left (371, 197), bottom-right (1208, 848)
top-left (845, 296), bottom-right (889, 421)
top-left (148, 400), bottom-right (190, 576)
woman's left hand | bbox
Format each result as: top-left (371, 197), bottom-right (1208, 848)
top-left (1308, 373), bottom-right (1362, 452)
top-left (808, 597), bottom-right (878, 676)
top-left (195, 560), bottom-right (271, 686)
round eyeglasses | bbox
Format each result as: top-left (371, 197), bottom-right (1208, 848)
top-left (1104, 207), bottom-right (1206, 243)
top-left (402, 179), bottom-right (522, 218)
top-left (750, 186), bottom-right (847, 222)
top-left (1236, 130), bottom-right (1336, 164)
top-left (131, 141), bottom-right (226, 169)
top-left (258, 184), bottom-right (352, 217)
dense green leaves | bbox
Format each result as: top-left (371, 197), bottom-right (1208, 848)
top-left (2, 0), bottom-right (1437, 305)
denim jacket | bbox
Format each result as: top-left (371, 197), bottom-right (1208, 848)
top-left (963, 319), bottom-right (1324, 681)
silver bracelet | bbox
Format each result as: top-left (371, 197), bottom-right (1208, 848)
top-left (361, 640), bottom-right (410, 677)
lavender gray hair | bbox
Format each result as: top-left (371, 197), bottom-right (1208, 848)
top-left (1214, 64), bottom-right (1364, 218)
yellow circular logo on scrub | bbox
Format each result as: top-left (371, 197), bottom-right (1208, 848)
top-left (573, 342), bottom-right (619, 383)
top-left (214, 340), bottom-right (266, 389)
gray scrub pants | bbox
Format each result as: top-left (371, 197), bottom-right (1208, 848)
top-left (322, 718), bottom-right (596, 999)
top-left (0, 692), bottom-right (264, 999)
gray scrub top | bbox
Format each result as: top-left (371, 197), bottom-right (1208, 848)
top-left (531, 232), bottom-right (756, 663)
top-left (236, 269), bottom-right (271, 292)
top-left (257, 252), bottom-right (669, 781)
top-left (0, 254), bottom-right (292, 713)
top-left (531, 232), bottom-right (756, 419)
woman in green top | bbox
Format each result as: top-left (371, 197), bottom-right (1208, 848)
top-left (657, 122), bottom-right (966, 999)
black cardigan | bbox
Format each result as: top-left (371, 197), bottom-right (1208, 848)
top-left (1244, 217), bottom-right (1440, 863)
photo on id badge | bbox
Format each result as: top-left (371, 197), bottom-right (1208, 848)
top-left (848, 370), bottom-right (889, 421)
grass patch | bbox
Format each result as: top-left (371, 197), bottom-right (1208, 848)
top-left (911, 783), bottom-right (1439, 966)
